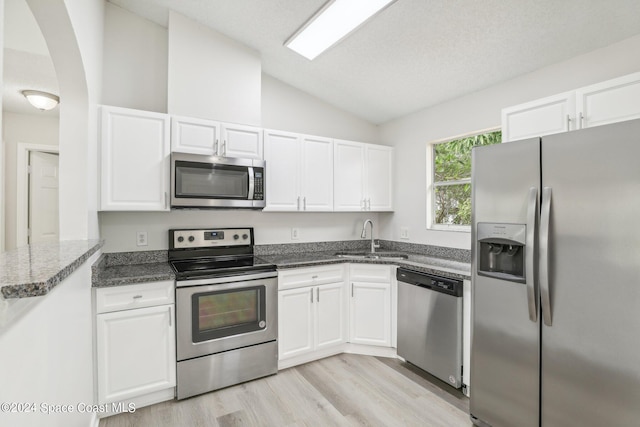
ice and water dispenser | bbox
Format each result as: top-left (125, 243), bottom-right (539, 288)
top-left (477, 223), bottom-right (526, 283)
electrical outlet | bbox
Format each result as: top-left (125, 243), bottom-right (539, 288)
top-left (400, 227), bottom-right (409, 240)
top-left (291, 228), bottom-right (300, 240)
top-left (136, 231), bottom-right (148, 246)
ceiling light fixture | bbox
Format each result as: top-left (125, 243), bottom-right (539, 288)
top-left (21, 90), bottom-right (60, 111)
top-left (285, 0), bottom-right (397, 61)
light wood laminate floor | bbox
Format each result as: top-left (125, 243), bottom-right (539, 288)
top-left (100, 354), bottom-right (472, 427)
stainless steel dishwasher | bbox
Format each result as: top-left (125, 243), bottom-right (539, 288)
top-left (397, 267), bottom-right (463, 388)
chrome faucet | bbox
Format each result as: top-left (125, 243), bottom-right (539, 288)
top-left (361, 219), bottom-right (380, 253)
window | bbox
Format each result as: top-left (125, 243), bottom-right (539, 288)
top-left (428, 129), bottom-right (501, 230)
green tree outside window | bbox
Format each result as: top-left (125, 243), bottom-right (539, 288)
top-left (432, 130), bottom-right (501, 226)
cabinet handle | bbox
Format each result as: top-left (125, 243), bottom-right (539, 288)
top-left (169, 308), bottom-right (172, 327)
top-left (311, 275), bottom-right (318, 279)
top-left (351, 283), bottom-right (354, 297)
top-left (566, 114), bottom-right (572, 131)
top-left (317, 287), bottom-right (320, 302)
top-left (310, 288), bottom-right (314, 303)
top-left (133, 295), bottom-right (143, 299)
top-left (579, 112), bottom-right (584, 129)
top-left (303, 196), bottom-right (306, 211)
top-left (367, 198), bottom-right (371, 210)
top-left (222, 140), bottom-right (227, 156)
top-left (297, 196), bottom-right (301, 211)
top-left (214, 139), bottom-right (219, 154)
top-left (164, 192), bottom-right (168, 209)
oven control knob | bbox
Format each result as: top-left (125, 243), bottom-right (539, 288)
top-left (233, 234), bottom-right (239, 240)
top-left (177, 236), bottom-right (184, 243)
top-left (259, 321), bottom-right (266, 328)
top-left (188, 236), bottom-right (195, 242)
top-left (242, 234), bottom-right (249, 240)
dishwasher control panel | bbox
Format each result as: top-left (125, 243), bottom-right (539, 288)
top-left (397, 268), bottom-right (463, 297)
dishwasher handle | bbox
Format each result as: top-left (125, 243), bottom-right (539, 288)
top-left (397, 268), bottom-right (463, 297)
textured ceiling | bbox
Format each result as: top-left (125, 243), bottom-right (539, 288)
top-left (109, 0), bottom-right (640, 124)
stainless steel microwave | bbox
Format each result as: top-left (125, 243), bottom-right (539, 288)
top-left (171, 152), bottom-right (265, 209)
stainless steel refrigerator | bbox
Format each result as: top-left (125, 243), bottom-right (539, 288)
top-left (470, 118), bottom-right (640, 427)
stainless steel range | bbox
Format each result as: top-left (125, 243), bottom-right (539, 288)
top-left (169, 228), bottom-right (278, 400)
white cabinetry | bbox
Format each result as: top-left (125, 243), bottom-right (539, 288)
top-left (171, 115), bottom-right (263, 159)
top-left (349, 264), bottom-right (392, 347)
top-left (502, 71), bottom-right (640, 142)
top-left (99, 106), bottom-right (170, 211)
top-left (575, 72), bottom-right (640, 129)
top-left (334, 140), bottom-right (393, 211)
top-left (264, 130), bottom-right (333, 211)
top-left (278, 265), bottom-right (347, 366)
top-left (95, 281), bottom-right (175, 406)
top-left (502, 92), bottom-right (575, 142)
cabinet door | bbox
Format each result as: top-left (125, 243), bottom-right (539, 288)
top-left (365, 144), bottom-right (393, 211)
top-left (171, 116), bottom-right (220, 155)
top-left (576, 72), bottom-right (640, 129)
top-left (333, 140), bottom-right (365, 211)
top-left (315, 282), bottom-right (347, 350)
top-left (97, 305), bottom-right (175, 403)
top-left (349, 281), bottom-right (391, 347)
top-left (278, 287), bottom-right (314, 360)
top-left (264, 130), bottom-right (301, 211)
top-left (221, 123), bottom-right (263, 159)
top-left (301, 135), bottom-right (333, 211)
top-left (501, 92), bottom-right (575, 142)
top-left (100, 106), bottom-right (170, 211)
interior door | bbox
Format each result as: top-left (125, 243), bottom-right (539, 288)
top-left (540, 119), bottom-right (640, 426)
top-left (470, 139), bottom-right (540, 427)
top-left (29, 151), bottom-right (59, 244)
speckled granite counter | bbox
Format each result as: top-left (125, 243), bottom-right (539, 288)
top-left (0, 240), bottom-right (103, 299)
top-left (259, 250), bottom-right (470, 281)
top-left (91, 250), bottom-right (175, 287)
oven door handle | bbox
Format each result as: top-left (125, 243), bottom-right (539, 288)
top-left (176, 270), bottom-right (278, 287)
top-left (248, 167), bottom-right (255, 200)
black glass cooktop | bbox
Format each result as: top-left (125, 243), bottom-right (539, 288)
top-left (171, 255), bottom-right (275, 280)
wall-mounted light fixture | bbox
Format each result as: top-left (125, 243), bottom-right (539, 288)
top-left (285, 0), bottom-right (397, 60)
top-left (21, 90), bottom-right (60, 111)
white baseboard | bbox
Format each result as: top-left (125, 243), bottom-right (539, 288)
top-left (278, 343), bottom-right (398, 370)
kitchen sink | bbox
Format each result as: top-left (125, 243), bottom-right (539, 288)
top-left (334, 251), bottom-right (409, 260)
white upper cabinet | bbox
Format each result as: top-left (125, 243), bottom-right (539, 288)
top-left (221, 123), bottom-right (263, 159)
top-left (171, 115), bottom-right (262, 159)
top-left (100, 105), bottom-right (170, 211)
top-left (503, 72), bottom-right (640, 142)
top-left (171, 115), bottom-right (220, 155)
top-left (264, 129), bottom-right (333, 211)
top-left (502, 92), bottom-right (575, 142)
top-left (334, 140), bottom-right (393, 212)
top-left (576, 72), bottom-right (640, 129)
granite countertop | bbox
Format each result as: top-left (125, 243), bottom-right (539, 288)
top-left (92, 251), bottom-right (175, 288)
top-left (0, 240), bottom-right (103, 299)
top-left (260, 250), bottom-right (470, 281)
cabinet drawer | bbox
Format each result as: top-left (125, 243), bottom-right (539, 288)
top-left (96, 280), bottom-right (174, 314)
top-left (278, 264), bottom-right (346, 290)
top-left (349, 264), bottom-right (391, 283)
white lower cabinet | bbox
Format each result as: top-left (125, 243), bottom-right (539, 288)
top-left (95, 281), bottom-right (176, 407)
top-left (278, 266), bottom-right (347, 363)
top-left (349, 264), bottom-right (392, 347)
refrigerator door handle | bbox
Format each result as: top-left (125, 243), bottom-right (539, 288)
top-left (540, 187), bottom-right (553, 326)
top-left (526, 187), bottom-right (539, 322)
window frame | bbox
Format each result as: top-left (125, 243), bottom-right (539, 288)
top-left (426, 127), bottom-right (501, 232)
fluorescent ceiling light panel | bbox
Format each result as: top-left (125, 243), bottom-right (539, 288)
top-left (286, 0), bottom-right (397, 60)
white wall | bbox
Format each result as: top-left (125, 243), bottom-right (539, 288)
top-left (379, 34), bottom-right (640, 250)
top-left (2, 112), bottom-right (59, 249)
top-left (262, 74), bottom-right (379, 143)
top-left (102, 2), bottom-right (167, 113)
top-left (167, 11), bottom-right (261, 125)
top-left (0, 252), bottom-right (98, 427)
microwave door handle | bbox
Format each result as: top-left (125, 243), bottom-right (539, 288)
top-left (248, 167), bottom-right (255, 200)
